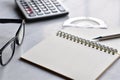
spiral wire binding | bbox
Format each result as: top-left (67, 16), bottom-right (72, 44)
top-left (56, 31), bottom-right (118, 55)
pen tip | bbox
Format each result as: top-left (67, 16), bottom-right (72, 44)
top-left (93, 36), bottom-right (102, 40)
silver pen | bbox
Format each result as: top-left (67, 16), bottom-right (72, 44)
top-left (93, 33), bottom-right (120, 41)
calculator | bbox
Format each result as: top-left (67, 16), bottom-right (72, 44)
top-left (15, 0), bottom-right (69, 20)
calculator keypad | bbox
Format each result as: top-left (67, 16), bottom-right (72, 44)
top-left (20, 0), bottom-right (36, 17)
top-left (29, 0), bottom-right (44, 15)
top-left (16, 0), bottom-right (69, 20)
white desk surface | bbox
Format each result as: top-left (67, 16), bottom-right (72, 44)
top-left (0, 0), bottom-right (120, 80)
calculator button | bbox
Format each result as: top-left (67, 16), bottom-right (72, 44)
top-left (42, 8), bottom-right (48, 11)
top-left (37, 12), bottom-right (43, 15)
top-left (47, 5), bottom-right (53, 8)
top-left (49, 7), bottom-right (56, 10)
top-left (31, 5), bottom-right (36, 7)
top-left (27, 11), bottom-right (32, 14)
top-left (28, 12), bottom-right (36, 17)
top-left (27, 10), bottom-right (33, 13)
top-left (46, 2), bottom-right (51, 5)
top-left (35, 9), bottom-right (39, 12)
top-left (51, 0), bottom-right (58, 4)
top-left (44, 11), bottom-right (50, 14)
top-left (43, 0), bottom-right (49, 2)
top-left (33, 7), bottom-right (38, 9)
top-left (38, 3), bottom-right (43, 6)
top-left (56, 5), bottom-right (65, 12)
top-left (51, 10), bottom-right (58, 13)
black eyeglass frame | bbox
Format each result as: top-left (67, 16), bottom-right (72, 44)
top-left (0, 19), bottom-right (25, 66)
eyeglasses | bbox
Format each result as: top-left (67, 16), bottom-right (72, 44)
top-left (0, 19), bottom-right (25, 66)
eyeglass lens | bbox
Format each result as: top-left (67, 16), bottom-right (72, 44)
top-left (17, 24), bottom-right (24, 45)
top-left (1, 40), bottom-right (15, 65)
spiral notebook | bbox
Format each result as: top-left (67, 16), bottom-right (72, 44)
top-left (21, 31), bottom-right (120, 80)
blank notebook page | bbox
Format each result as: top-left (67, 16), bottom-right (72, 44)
top-left (21, 34), bottom-right (120, 80)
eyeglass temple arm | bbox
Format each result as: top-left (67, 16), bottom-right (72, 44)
top-left (0, 19), bottom-right (24, 23)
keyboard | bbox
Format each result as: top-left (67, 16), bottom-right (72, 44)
top-left (15, 0), bottom-right (69, 20)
